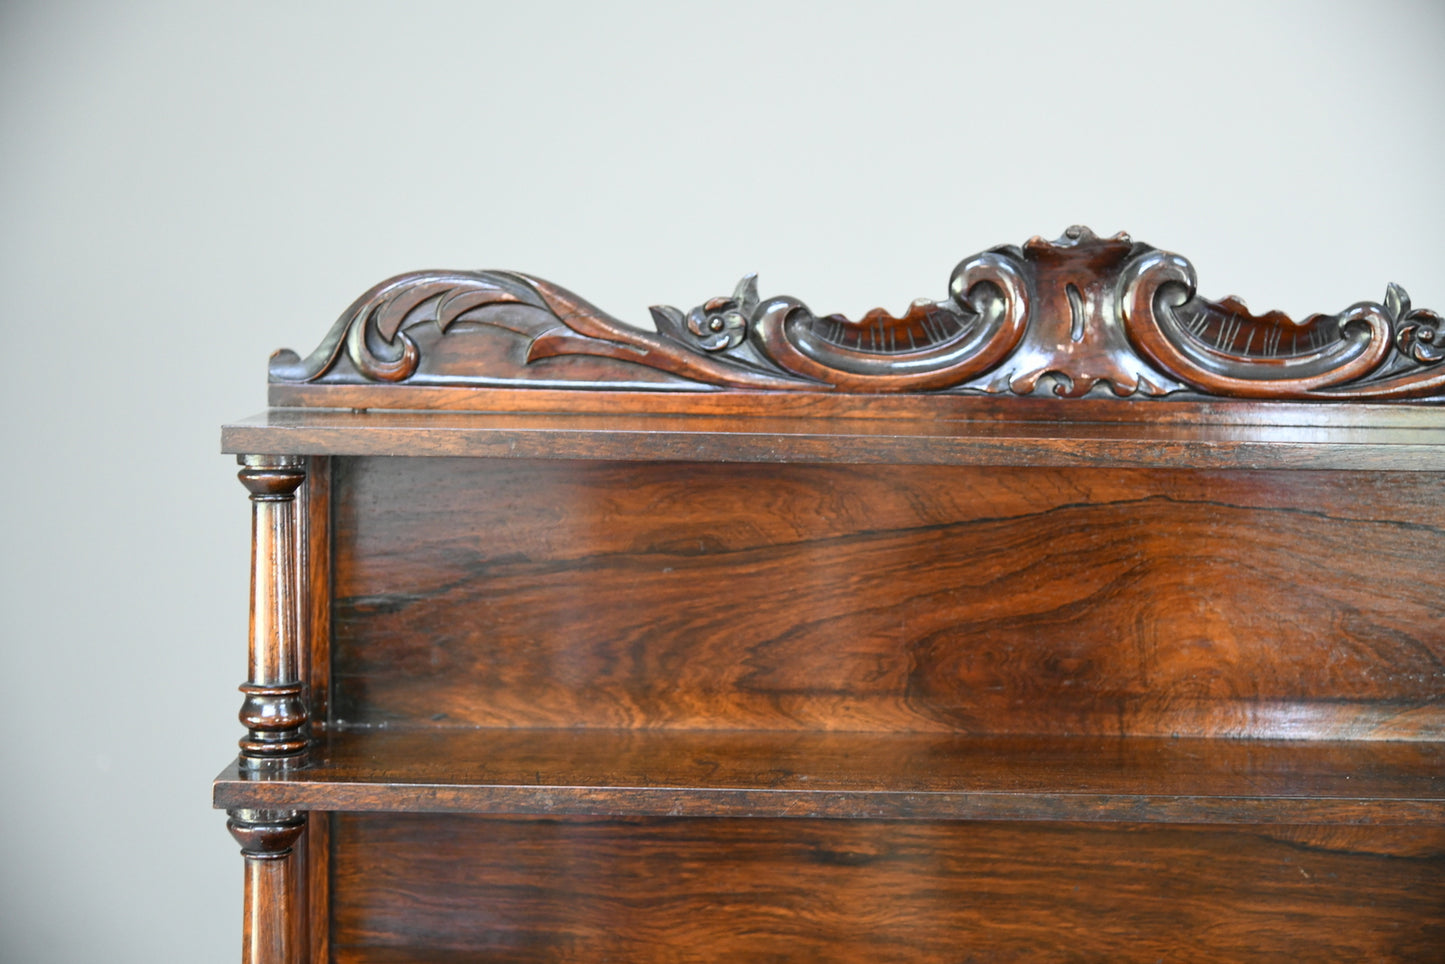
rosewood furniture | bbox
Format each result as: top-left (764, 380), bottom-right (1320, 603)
top-left (215, 227), bottom-right (1445, 962)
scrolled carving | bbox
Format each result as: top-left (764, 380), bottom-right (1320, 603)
top-left (696, 250), bottom-right (1027, 392)
top-left (272, 229), bottom-right (1444, 401)
top-left (643, 255), bottom-right (1030, 392)
top-left (1388, 283), bottom-right (1444, 366)
top-left (977, 227), bottom-right (1183, 397)
top-left (650, 277), bottom-right (755, 352)
top-left (1120, 251), bottom-right (1396, 398)
top-left (270, 272), bottom-right (552, 383)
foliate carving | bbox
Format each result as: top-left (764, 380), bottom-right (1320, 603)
top-left (1389, 284), bottom-right (1443, 366)
top-left (272, 228), bottom-right (1444, 400)
top-left (651, 278), bottom-right (752, 352)
top-left (1121, 250), bottom-right (1410, 399)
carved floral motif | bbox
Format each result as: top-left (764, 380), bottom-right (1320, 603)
top-left (272, 229), bottom-right (1444, 401)
top-left (651, 277), bottom-right (755, 352)
top-left (1388, 283), bottom-right (1444, 366)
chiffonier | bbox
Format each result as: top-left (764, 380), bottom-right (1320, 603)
top-left (215, 228), bottom-right (1445, 962)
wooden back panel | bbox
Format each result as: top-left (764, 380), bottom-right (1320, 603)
top-left (329, 456), bottom-right (1444, 740)
top-left (328, 813), bottom-right (1445, 963)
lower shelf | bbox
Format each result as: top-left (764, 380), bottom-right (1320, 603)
top-left (212, 728), bottom-right (1445, 825)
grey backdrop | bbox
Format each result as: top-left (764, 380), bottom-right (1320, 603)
top-left (1, 1), bottom-right (1441, 960)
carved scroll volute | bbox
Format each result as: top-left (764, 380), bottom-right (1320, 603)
top-left (236, 455), bottom-right (308, 766)
top-left (1120, 250), bottom-right (1395, 398)
top-left (744, 252), bottom-right (1030, 392)
top-left (266, 230), bottom-right (1443, 400)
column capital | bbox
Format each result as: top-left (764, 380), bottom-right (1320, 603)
top-left (237, 456), bottom-right (306, 500)
top-left (226, 809), bottom-right (306, 859)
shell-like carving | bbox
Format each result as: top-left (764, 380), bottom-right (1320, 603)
top-left (1120, 252), bottom-right (1396, 399)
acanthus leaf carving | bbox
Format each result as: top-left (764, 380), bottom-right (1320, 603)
top-left (271, 228), bottom-right (1444, 401)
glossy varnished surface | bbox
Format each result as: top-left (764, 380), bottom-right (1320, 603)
top-left (265, 386), bottom-right (1445, 424)
top-left (218, 242), bottom-right (1445, 963)
top-left (213, 728), bottom-right (1445, 825)
top-left (269, 230), bottom-right (1445, 401)
top-left (327, 813), bottom-right (1445, 962)
top-left (222, 408), bottom-right (1445, 470)
top-left (329, 457), bottom-right (1445, 740)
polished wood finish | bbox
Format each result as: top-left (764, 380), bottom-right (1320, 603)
top-left (217, 239), bottom-right (1445, 961)
top-left (304, 811), bottom-right (330, 964)
top-left (328, 814), bottom-right (1445, 962)
top-left (214, 728), bottom-right (1445, 825)
top-left (224, 408), bottom-right (1445, 471)
top-left (227, 809), bottom-right (306, 964)
top-left (268, 227), bottom-right (1445, 401)
top-left (267, 384), bottom-right (1445, 422)
top-left (300, 457), bottom-right (332, 731)
top-left (236, 456), bottom-right (308, 765)
top-left (327, 458), bottom-right (1444, 740)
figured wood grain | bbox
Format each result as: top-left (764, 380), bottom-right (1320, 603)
top-left (303, 456), bottom-right (332, 725)
top-left (266, 383), bottom-right (1445, 426)
top-left (329, 457), bottom-right (1445, 740)
top-left (305, 810), bottom-right (329, 964)
top-left (241, 857), bottom-right (296, 964)
top-left (328, 813), bottom-right (1445, 963)
top-left (219, 246), bottom-right (1445, 964)
top-left (222, 409), bottom-right (1445, 471)
top-left (227, 810), bottom-right (306, 964)
top-left (262, 384), bottom-right (1445, 424)
top-left (212, 728), bottom-right (1445, 825)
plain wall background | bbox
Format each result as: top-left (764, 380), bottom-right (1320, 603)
top-left (1, 1), bottom-right (1441, 959)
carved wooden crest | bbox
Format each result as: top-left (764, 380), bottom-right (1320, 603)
top-left (271, 227), bottom-right (1443, 400)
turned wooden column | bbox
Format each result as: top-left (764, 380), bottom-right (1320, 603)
top-left (236, 454), bottom-right (308, 765)
top-left (228, 809), bottom-right (306, 964)
top-left (231, 455), bottom-right (308, 964)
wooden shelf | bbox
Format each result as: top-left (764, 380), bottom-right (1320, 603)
top-left (216, 237), bottom-right (1445, 961)
top-left (330, 951), bottom-right (533, 964)
top-left (213, 728), bottom-right (1445, 825)
top-left (222, 408), bottom-right (1445, 470)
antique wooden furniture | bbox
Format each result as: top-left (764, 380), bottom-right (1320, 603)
top-left (215, 227), bottom-right (1445, 962)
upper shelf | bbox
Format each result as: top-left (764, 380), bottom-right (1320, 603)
top-left (213, 728), bottom-right (1445, 826)
top-left (222, 407), bottom-right (1445, 470)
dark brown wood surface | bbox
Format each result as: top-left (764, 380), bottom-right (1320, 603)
top-left (305, 810), bottom-right (330, 964)
top-left (236, 457), bottom-right (309, 764)
top-left (301, 456), bottom-right (332, 728)
top-left (223, 408), bottom-right (1445, 471)
top-left (213, 728), bottom-right (1445, 825)
top-left (328, 457), bottom-right (1445, 741)
top-left (327, 813), bottom-right (1445, 963)
top-left (267, 384), bottom-right (1445, 425)
top-left (226, 810), bottom-right (307, 964)
top-left (269, 228), bottom-right (1445, 402)
top-left (219, 239), bottom-right (1445, 961)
